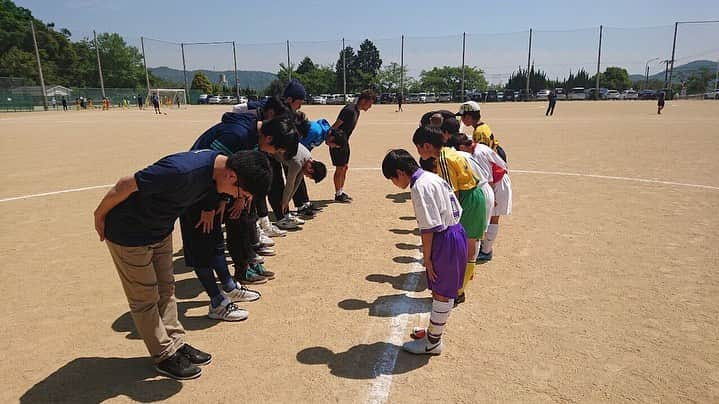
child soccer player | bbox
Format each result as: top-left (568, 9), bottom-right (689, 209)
top-left (451, 134), bottom-right (512, 262)
top-left (657, 91), bottom-right (666, 115)
top-left (412, 126), bottom-right (486, 304)
top-left (382, 149), bottom-right (467, 355)
top-left (456, 101), bottom-right (507, 162)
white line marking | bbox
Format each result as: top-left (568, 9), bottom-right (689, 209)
top-left (1, 168), bottom-right (717, 204)
top-left (367, 261), bottom-right (424, 404)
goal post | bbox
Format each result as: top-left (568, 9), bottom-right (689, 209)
top-left (150, 88), bottom-right (187, 108)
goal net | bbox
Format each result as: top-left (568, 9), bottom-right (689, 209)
top-left (150, 88), bottom-right (187, 107)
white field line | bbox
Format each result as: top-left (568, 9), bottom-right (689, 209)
top-left (2, 168), bottom-right (718, 204)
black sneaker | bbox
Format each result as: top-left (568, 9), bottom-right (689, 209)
top-left (334, 193), bottom-right (352, 203)
top-left (306, 202), bottom-right (323, 212)
top-left (155, 351), bottom-right (202, 380)
top-left (454, 293), bottom-right (466, 307)
top-left (297, 205), bottom-right (316, 218)
top-left (476, 250), bottom-right (493, 263)
top-left (178, 343), bottom-right (212, 366)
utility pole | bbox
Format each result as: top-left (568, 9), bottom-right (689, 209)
top-left (595, 25), bottom-right (603, 100)
top-left (525, 28), bottom-right (532, 100)
top-left (668, 22), bottom-right (678, 96)
top-left (286, 40), bottom-right (291, 81)
top-left (140, 36), bottom-right (151, 99)
top-left (233, 41), bottom-right (240, 99)
top-left (181, 43), bottom-right (189, 104)
top-left (400, 35), bottom-right (404, 102)
top-left (30, 20), bottom-right (48, 111)
top-left (342, 38), bottom-right (347, 101)
top-left (461, 32), bottom-right (466, 102)
top-left (93, 30), bottom-right (106, 99)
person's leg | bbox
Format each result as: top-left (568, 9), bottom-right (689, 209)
top-left (107, 239), bottom-right (182, 363)
top-left (268, 159), bottom-right (285, 219)
top-left (546, 104), bottom-right (551, 116)
top-left (150, 235), bottom-right (186, 346)
top-left (551, 103), bottom-right (555, 115)
top-left (481, 216), bottom-right (500, 254)
top-left (293, 177), bottom-right (310, 208)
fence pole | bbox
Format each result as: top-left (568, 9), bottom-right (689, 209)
top-left (233, 41), bottom-right (240, 99)
top-left (342, 38), bottom-right (347, 100)
top-left (525, 28), bottom-right (532, 100)
top-left (93, 30), bottom-right (106, 99)
top-left (400, 35), bottom-right (404, 101)
top-left (141, 36), bottom-right (151, 99)
top-left (667, 22), bottom-right (678, 95)
top-left (180, 43), bottom-right (189, 104)
top-left (30, 20), bottom-right (48, 111)
top-left (595, 25), bottom-right (603, 100)
top-left (286, 40), bottom-right (291, 81)
top-left (461, 32), bottom-right (466, 102)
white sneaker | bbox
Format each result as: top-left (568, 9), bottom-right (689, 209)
top-left (258, 231), bottom-right (275, 247)
top-left (261, 223), bottom-right (287, 237)
top-left (208, 299), bottom-right (248, 322)
top-left (223, 286), bottom-right (261, 302)
top-left (276, 216), bottom-right (300, 230)
top-left (255, 246), bottom-right (276, 256)
top-left (402, 337), bottom-right (443, 355)
top-left (288, 212), bottom-right (305, 225)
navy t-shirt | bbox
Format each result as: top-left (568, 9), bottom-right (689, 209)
top-left (104, 150), bottom-right (221, 246)
top-left (191, 112), bottom-right (259, 154)
top-left (336, 103), bottom-right (360, 138)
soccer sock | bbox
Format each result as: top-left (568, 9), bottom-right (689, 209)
top-left (427, 299), bottom-right (453, 344)
top-left (481, 224), bottom-right (499, 253)
top-left (336, 188), bottom-right (344, 196)
top-left (210, 293), bottom-right (226, 308)
top-left (211, 254), bottom-right (236, 292)
top-left (458, 261), bottom-right (476, 295)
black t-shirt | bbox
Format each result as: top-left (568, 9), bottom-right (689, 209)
top-left (419, 110), bottom-right (455, 127)
top-left (336, 103), bottom-right (360, 138)
top-left (104, 150), bottom-right (221, 246)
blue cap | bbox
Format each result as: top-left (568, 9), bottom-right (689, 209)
top-left (283, 79), bottom-right (307, 100)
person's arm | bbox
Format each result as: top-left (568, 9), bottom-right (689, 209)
top-left (421, 232), bottom-right (437, 281)
top-left (93, 175), bottom-right (138, 241)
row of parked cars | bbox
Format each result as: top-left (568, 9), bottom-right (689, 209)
top-left (197, 94), bottom-right (249, 105)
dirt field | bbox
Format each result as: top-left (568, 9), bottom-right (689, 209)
top-left (1, 100), bottom-right (718, 403)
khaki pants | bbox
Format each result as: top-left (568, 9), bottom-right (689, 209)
top-left (107, 235), bottom-right (185, 363)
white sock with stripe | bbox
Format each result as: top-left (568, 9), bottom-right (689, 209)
top-left (427, 299), bottom-right (453, 344)
top-left (481, 224), bottom-right (499, 253)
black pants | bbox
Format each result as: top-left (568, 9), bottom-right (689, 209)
top-left (546, 102), bottom-right (556, 116)
top-left (225, 202), bottom-right (259, 272)
top-left (293, 178), bottom-right (309, 207)
top-left (267, 158), bottom-right (286, 219)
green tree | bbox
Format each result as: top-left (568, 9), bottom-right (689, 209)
top-left (335, 46), bottom-right (358, 92)
top-left (599, 66), bottom-right (631, 90)
top-left (296, 57), bottom-right (316, 75)
top-left (685, 68), bottom-right (714, 94)
top-left (376, 62), bottom-right (407, 93)
top-left (355, 39), bottom-right (382, 90)
top-left (419, 66), bottom-right (487, 93)
top-left (263, 79), bottom-right (286, 97)
top-left (191, 71), bottom-right (213, 93)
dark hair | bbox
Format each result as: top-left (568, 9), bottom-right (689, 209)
top-left (440, 117), bottom-right (460, 135)
top-left (226, 150), bottom-right (273, 196)
top-left (445, 134), bottom-right (472, 150)
top-left (260, 116), bottom-right (299, 159)
top-left (293, 110), bottom-right (311, 138)
top-left (358, 89), bottom-right (376, 102)
top-left (462, 110), bottom-right (481, 121)
top-left (419, 157), bottom-right (436, 172)
top-left (327, 128), bottom-right (348, 148)
top-left (263, 96), bottom-right (291, 118)
top-left (382, 149), bottom-right (420, 179)
top-left (411, 126), bottom-right (444, 149)
top-left (309, 160), bottom-right (327, 183)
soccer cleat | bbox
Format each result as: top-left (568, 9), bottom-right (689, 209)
top-left (177, 344), bottom-right (212, 366)
top-left (476, 250), bottom-right (493, 263)
top-left (236, 267), bottom-right (268, 285)
top-left (155, 351), bottom-right (202, 380)
top-left (402, 337), bottom-right (443, 355)
top-left (454, 293), bottom-right (466, 307)
top-left (223, 285), bottom-right (261, 302)
top-left (260, 223), bottom-right (287, 237)
top-left (252, 263), bottom-right (275, 280)
top-left (276, 216), bottom-right (301, 230)
top-left (334, 193), bottom-right (352, 203)
top-left (255, 246), bottom-right (276, 256)
top-left (410, 327), bottom-right (426, 340)
top-left (208, 299), bottom-right (249, 321)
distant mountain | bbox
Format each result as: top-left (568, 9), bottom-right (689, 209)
top-left (629, 60), bottom-right (717, 83)
top-left (149, 67), bottom-right (277, 91)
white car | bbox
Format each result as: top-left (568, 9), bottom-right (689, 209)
top-left (536, 89), bottom-right (551, 100)
top-left (568, 87), bottom-right (586, 100)
top-left (312, 95), bottom-right (327, 104)
top-left (207, 95), bottom-right (222, 104)
top-left (606, 90), bottom-right (620, 100)
top-left (621, 89), bottom-right (638, 100)
top-left (438, 92), bottom-right (452, 102)
top-left (238, 96), bottom-right (248, 104)
top-left (407, 93), bottom-right (421, 103)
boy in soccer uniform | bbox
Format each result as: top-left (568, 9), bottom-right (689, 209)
top-left (450, 134), bottom-right (513, 262)
top-left (94, 150), bottom-right (272, 380)
top-left (456, 101), bottom-right (507, 162)
top-left (382, 149), bottom-right (467, 355)
top-left (413, 126), bottom-right (487, 304)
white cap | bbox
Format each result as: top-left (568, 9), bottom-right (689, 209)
top-left (232, 103), bottom-right (248, 113)
top-left (455, 101), bottom-right (481, 115)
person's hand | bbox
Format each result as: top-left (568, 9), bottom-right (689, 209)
top-left (425, 259), bottom-right (437, 282)
top-left (228, 198), bottom-right (246, 220)
top-left (281, 202), bottom-right (289, 216)
top-left (195, 209), bottom-right (215, 233)
top-left (94, 213), bottom-right (106, 241)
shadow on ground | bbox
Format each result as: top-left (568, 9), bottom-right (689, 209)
top-left (112, 300), bottom-right (219, 339)
top-left (366, 273), bottom-right (427, 292)
top-left (393, 255), bottom-right (422, 264)
top-left (395, 242), bottom-right (421, 251)
top-left (338, 294), bottom-right (431, 317)
top-left (20, 357), bottom-right (182, 403)
top-left (172, 257), bottom-right (193, 275)
top-left (389, 228), bottom-right (420, 236)
top-left (385, 192), bottom-right (411, 203)
top-left (296, 343), bottom-right (431, 379)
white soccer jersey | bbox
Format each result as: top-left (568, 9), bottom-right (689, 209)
top-left (471, 143), bottom-right (507, 185)
top-left (410, 170), bottom-right (462, 233)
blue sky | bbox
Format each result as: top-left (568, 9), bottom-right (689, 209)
top-left (16, 0), bottom-right (719, 82)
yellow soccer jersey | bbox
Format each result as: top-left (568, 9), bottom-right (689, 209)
top-left (433, 147), bottom-right (477, 192)
top-left (473, 123), bottom-right (499, 151)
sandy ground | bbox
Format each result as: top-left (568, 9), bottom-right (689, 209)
top-left (0, 100), bottom-right (718, 403)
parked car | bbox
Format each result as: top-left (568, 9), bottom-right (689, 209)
top-left (606, 90), bottom-right (620, 100)
top-left (503, 89), bottom-right (516, 101)
top-left (638, 89), bottom-right (657, 100)
top-left (554, 88), bottom-right (566, 99)
top-left (586, 88), bottom-right (609, 100)
top-left (438, 92), bottom-right (452, 102)
top-left (207, 95), bottom-right (222, 104)
top-left (536, 89), bottom-right (551, 100)
top-left (486, 90), bottom-right (498, 102)
top-left (379, 93), bottom-right (396, 104)
top-left (621, 89), bottom-right (638, 100)
top-left (197, 94), bottom-right (209, 104)
top-left (497, 92), bottom-right (504, 101)
top-left (704, 89), bottom-right (719, 99)
top-left (518, 89), bottom-right (533, 101)
top-left (312, 95), bottom-right (327, 104)
top-left (407, 93), bottom-right (421, 103)
top-left (568, 87), bottom-right (586, 100)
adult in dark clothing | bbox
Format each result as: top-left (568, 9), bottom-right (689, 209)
top-left (61, 97), bottom-right (67, 111)
top-left (657, 91), bottom-right (666, 115)
top-left (546, 91), bottom-right (557, 116)
top-left (138, 94), bottom-right (144, 110)
top-left (397, 92), bottom-right (403, 112)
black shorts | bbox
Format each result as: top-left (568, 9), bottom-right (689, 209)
top-left (330, 143), bottom-right (351, 166)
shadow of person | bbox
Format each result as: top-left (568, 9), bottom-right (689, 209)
top-left (338, 294), bottom-right (432, 317)
top-left (366, 273), bottom-right (427, 292)
top-left (112, 301), bottom-right (220, 339)
top-left (174, 277), bottom-right (204, 300)
top-left (399, 216), bottom-right (416, 221)
top-left (172, 257), bottom-right (193, 275)
top-left (172, 248), bottom-right (184, 257)
top-left (20, 357), bottom-right (182, 403)
top-left (309, 199), bottom-right (334, 209)
top-left (385, 192), bottom-right (411, 203)
top-left (393, 256), bottom-right (421, 264)
top-left (395, 242), bottom-right (421, 251)
top-left (296, 343), bottom-right (430, 379)
top-left (389, 228), bottom-right (420, 236)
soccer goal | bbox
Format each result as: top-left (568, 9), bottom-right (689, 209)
top-left (150, 88), bottom-right (187, 108)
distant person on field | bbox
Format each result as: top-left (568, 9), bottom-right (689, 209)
top-left (51, 97), bottom-right (56, 109)
top-left (382, 149), bottom-right (467, 355)
top-left (137, 94), bottom-right (144, 110)
top-left (330, 89), bottom-right (375, 203)
top-left (546, 90), bottom-right (557, 116)
top-left (152, 93), bottom-right (161, 114)
top-left (61, 96), bottom-right (67, 111)
top-left (176, 94), bottom-right (181, 109)
top-left (396, 92), bottom-right (403, 112)
top-left (657, 91), bottom-right (665, 115)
